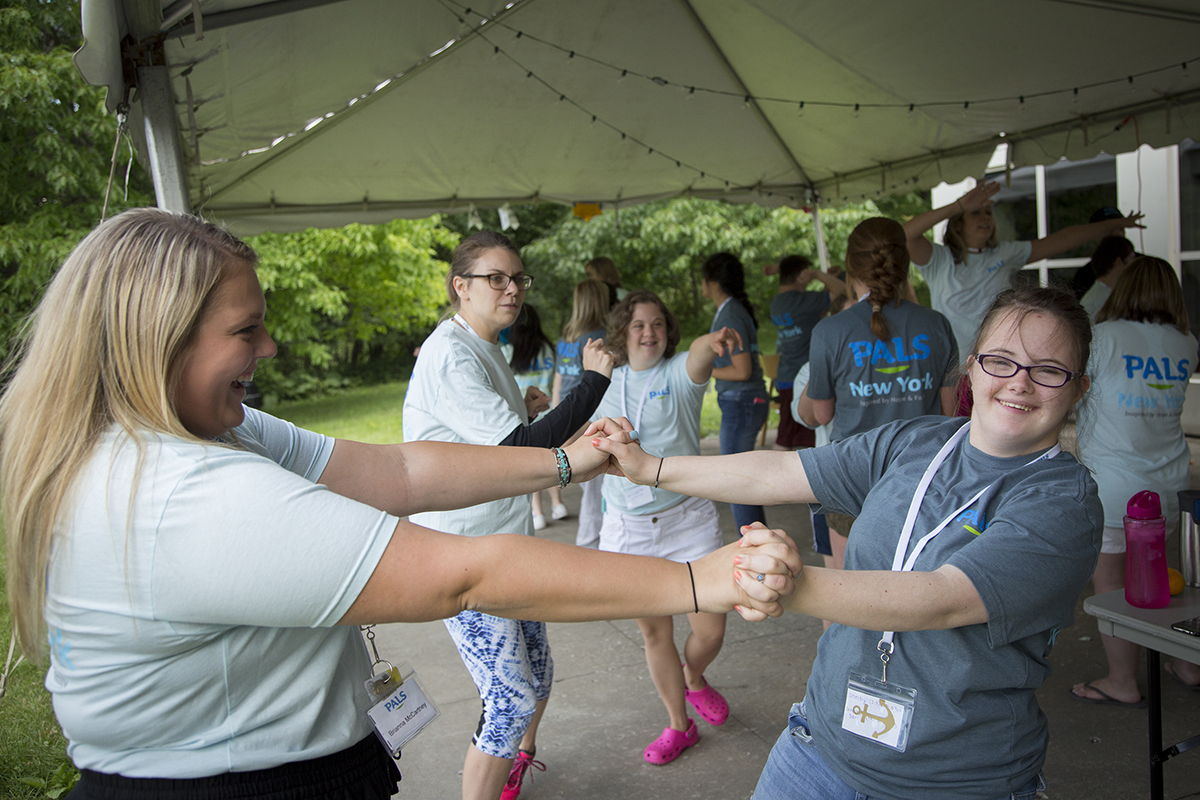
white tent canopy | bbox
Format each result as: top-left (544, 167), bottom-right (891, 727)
top-left (76, 0), bottom-right (1200, 234)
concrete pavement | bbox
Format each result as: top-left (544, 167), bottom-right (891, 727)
top-left (371, 433), bottom-right (1200, 800)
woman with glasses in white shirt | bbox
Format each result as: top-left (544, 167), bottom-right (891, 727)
top-left (403, 231), bottom-right (615, 800)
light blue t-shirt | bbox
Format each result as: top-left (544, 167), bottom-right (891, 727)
top-left (44, 409), bottom-right (397, 777)
top-left (595, 352), bottom-right (708, 515)
top-left (1077, 319), bottom-right (1197, 530)
top-left (914, 240), bottom-right (1032, 363)
top-left (799, 416), bottom-right (1100, 800)
top-left (404, 319), bottom-right (533, 538)
top-left (555, 327), bottom-right (606, 401)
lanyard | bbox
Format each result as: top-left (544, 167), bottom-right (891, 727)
top-left (453, 313), bottom-right (479, 339)
top-left (876, 422), bottom-right (1061, 673)
top-left (619, 360), bottom-right (665, 432)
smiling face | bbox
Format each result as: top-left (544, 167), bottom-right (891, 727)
top-left (625, 301), bottom-right (669, 371)
top-left (961, 202), bottom-right (996, 250)
top-left (174, 260), bottom-right (276, 439)
top-left (968, 309), bottom-right (1088, 457)
top-left (453, 247), bottom-right (526, 342)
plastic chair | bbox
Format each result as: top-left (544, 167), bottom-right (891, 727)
top-left (759, 353), bottom-right (780, 446)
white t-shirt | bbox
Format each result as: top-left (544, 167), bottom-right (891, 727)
top-left (1077, 319), bottom-right (1197, 530)
top-left (44, 409), bottom-right (397, 777)
top-left (914, 240), bottom-right (1033, 363)
top-left (403, 318), bottom-right (533, 537)
top-left (594, 352), bottom-right (708, 515)
top-left (1080, 281), bottom-right (1112, 322)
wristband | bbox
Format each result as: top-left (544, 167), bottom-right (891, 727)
top-left (654, 456), bottom-right (664, 489)
top-left (552, 447), bottom-right (571, 488)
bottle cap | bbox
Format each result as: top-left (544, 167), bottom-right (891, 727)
top-left (1127, 490), bottom-right (1162, 520)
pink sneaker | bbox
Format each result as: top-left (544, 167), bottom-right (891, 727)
top-left (643, 719), bottom-right (699, 765)
top-left (685, 682), bottom-right (729, 726)
top-left (500, 750), bottom-right (545, 800)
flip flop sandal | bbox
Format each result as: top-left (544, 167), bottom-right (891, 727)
top-left (1068, 682), bottom-right (1147, 709)
top-left (1165, 661), bottom-right (1200, 692)
top-left (685, 682), bottom-right (730, 726)
top-left (643, 719), bottom-right (699, 765)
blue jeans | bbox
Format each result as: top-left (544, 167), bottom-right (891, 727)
top-left (752, 703), bottom-right (1047, 800)
top-left (717, 391), bottom-right (769, 530)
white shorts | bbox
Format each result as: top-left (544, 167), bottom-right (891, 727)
top-left (598, 495), bottom-right (723, 563)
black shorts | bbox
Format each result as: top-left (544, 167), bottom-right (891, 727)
top-left (65, 735), bottom-right (400, 800)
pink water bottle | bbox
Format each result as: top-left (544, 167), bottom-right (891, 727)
top-left (1124, 490), bottom-right (1170, 609)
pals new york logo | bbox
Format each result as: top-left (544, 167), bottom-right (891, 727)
top-left (1118, 354), bottom-right (1190, 410)
top-left (845, 335), bottom-right (933, 398)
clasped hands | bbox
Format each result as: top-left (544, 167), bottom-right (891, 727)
top-left (564, 417), bottom-right (801, 620)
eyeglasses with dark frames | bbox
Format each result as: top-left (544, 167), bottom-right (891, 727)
top-left (461, 272), bottom-right (533, 291)
top-left (974, 354), bottom-right (1079, 388)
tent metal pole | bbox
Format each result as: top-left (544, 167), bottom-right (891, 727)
top-left (138, 64), bottom-right (192, 214)
top-left (812, 202), bottom-right (830, 273)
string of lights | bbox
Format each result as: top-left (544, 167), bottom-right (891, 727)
top-left (443, 0), bottom-right (1200, 114)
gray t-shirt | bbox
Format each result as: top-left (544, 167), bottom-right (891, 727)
top-left (798, 416), bottom-right (1101, 800)
top-left (806, 299), bottom-right (957, 442)
top-left (555, 327), bottom-right (606, 401)
top-left (770, 289), bottom-right (830, 386)
top-left (914, 240), bottom-right (1032, 363)
top-left (711, 298), bottom-right (765, 395)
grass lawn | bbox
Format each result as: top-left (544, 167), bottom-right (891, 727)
top-left (1, 552), bottom-right (77, 799)
top-left (266, 377), bottom-right (771, 444)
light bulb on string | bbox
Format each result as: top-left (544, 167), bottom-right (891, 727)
top-left (962, 101), bottom-right (969, 119)
top-left (853, 103), bottom-right (860, 118)
top-left (797, 101), bottom-right (805, 117)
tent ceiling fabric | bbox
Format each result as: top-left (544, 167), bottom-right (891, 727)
top-left (77, 0), bottom-right (1200, 234)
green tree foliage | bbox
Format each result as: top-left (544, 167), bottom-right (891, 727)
top-left (248, 219), bottom-right (457, 399)
top-left (0, 0), bottom-right (153, 355)
top-left (521, 197), bottom-right (923, 339)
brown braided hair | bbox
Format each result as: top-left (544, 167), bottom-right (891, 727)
top-left (845, 218), bottom-right (910, 340)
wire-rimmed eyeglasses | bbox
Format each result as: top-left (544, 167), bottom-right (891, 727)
top-left (462, 272), bottom-right (533, 291)
top-left (974, 354), bottom-right (1079, 388)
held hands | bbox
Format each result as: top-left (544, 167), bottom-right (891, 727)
top-left (581, 337), bottom-right (616, 379)
top-left (565, 416), bottom-right (635, 482)
top-left (588, 426), bottom-right (656, 484)
top-left (692, 524), bottom-right (802, 620)
top-left (524, 386), bottom-right (551, 420)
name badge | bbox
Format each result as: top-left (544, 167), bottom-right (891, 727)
top-left (364, 661), bottom-right (440, 757)
top-left (624, 484), bottom-right (655, 509)
top-left (840, 671), bottom-right (916, 752)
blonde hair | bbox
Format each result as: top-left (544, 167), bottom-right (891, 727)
top-left (1, 208), bottom-right (255, 658)
top-left (562, 279), bottom-right (611, 342)
top-left (584, 256), bottom-right (620, 287)
top-left (1096, 255), bottom-right (1190, 334)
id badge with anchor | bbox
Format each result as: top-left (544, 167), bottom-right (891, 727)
top-left (841, 671), bottom-right (916, 752)
top-left (362, 626), bottom-right (440, 758)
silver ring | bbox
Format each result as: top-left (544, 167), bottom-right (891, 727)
top-left (755, 573), bottom-right (765, 582)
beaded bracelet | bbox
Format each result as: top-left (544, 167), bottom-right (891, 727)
top-left (552, 447), bottom-right (572, 488)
